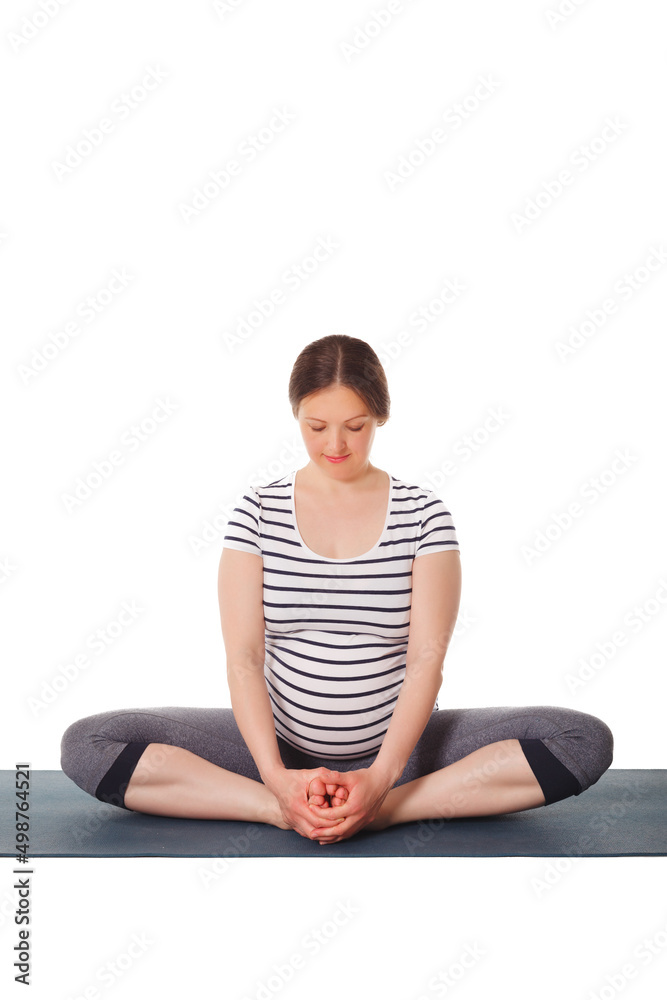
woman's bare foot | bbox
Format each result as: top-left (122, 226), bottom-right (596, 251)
top-left (307, 776), bottom-right (349, 809)
top-left (364, 808), bottom-right (392, 831)
top-left (262, 778), bottom-right (349, 834)
top-left (308, 778), bottom-right (393, 833)
top-left (257, 790), bottom-right (292, 830)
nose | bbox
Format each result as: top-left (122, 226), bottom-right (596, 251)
top-left (327, 429), bottom-right (348, 454)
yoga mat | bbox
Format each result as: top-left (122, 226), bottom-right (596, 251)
top-left (1, 769), bottom-right (665, 858)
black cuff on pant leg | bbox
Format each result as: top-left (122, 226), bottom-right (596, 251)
top-left (94, 741), bottom-right (150, 810)
top-left (518, 738), bottom-right (582, 805)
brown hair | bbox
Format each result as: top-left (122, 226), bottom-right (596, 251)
top-left (288, 335), bottom-right (390, 426)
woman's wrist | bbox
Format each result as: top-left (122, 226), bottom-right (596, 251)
top-left (369, 758), bottom-right (402, 791)
top-left (260, 762), bottom-right (287, 792)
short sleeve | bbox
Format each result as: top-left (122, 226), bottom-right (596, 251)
top-left (222, 486), bottom-right (262, 557)
top-left (415, 491), bottom-right (460, 557)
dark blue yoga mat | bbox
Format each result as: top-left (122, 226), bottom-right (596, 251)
top-left (1, 769), bottom-right (665, 858)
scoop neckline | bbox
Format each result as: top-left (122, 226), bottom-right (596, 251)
top-left (290, 467), bottom-right (393, 562)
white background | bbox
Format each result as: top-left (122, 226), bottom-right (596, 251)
top-left (2, 1), bottom-right (666, 997)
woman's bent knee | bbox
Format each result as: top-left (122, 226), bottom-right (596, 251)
top-left (579, 711), bottom-right (614, 790)
top-left (60, 713), bottom-right (151, 806)
top-left (60, 716), bottom-right (100, 795)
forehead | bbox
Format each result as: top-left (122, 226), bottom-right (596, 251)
top-left (300, 386), bottom-right (367, 419)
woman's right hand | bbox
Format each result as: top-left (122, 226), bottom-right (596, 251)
top-left (265, 766), bottom-right (347, 840)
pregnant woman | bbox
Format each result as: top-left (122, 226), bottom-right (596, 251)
top-left (61, 334), bottom-right (613, 845)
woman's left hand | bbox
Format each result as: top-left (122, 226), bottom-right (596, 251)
top-left (306, 767), bottom-right (393, 844)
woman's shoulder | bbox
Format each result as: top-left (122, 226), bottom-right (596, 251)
top-left (390, 475), bottom-right (460, 553)
top-left (391, 474), bottom-right (444, 504)
top-left (249, 471), bottom-right (293, 495)
top-left (226, 473), bottom-right (292, 518)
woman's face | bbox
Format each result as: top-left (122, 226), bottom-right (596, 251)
top-left (297, 385), bottom-right (379, 479)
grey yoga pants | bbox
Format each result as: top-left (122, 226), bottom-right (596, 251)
top-left (60, 703), bottom-right (614, 811)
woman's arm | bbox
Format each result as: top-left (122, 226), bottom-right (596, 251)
top-left (218, 548), bottom-right (284, 782)
top-left (373, 548), bottom-right (462, 784)
top-left (218, 547), bottom-right (345, 839)
top-left (307, 549), bottom-right (462, 841)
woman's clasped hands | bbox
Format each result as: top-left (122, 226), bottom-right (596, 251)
top-left (267, 765), bottom-right (392, 844)
top-left (307, 766), bottom-right (393, 844)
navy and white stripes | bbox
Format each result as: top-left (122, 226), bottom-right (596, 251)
top-left (222, 469), bottom-right (459, 758)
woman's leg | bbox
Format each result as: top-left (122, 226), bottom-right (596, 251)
top-left (123, 743), bottom-right (290, 826)
top-left (60, 703), bottom-right (614, 831)
top-left (60, 706), bottom-right (290, 826)
top-left (366, 704), bottom-right (614, 828)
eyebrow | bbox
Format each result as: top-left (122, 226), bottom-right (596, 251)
top-left (304, 414), bottom-right (368, 422)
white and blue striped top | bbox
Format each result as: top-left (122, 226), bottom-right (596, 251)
top-left (222, 468), bottom-right (460, 759)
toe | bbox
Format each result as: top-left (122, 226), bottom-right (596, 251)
top-left (308, 777), bottom-right (327, 798)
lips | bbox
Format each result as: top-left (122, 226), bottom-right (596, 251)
top-left (325, 455), bottom-right (349, 462)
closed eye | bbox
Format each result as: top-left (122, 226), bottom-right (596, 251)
top-left (312, 427), bottom-right (363, 432)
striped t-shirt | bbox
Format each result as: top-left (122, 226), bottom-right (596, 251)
top-left (222, 468), bottom-right (460, 759)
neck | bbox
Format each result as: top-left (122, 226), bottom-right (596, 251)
top-left (299, 461), bottom-right (380, 495)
